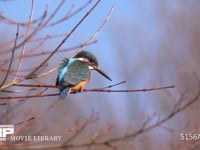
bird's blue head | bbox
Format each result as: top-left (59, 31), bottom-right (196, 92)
top-left (73, 50), bottom-right (112, 81)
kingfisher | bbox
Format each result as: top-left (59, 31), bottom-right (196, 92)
top-left (56, 50), bottom-right (112, 98)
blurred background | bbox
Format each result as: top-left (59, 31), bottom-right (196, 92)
top-left (1, 0), bottom-right (200, 149)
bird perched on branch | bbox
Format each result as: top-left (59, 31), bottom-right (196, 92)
top-left (56, 50), bottom-right (112, 98)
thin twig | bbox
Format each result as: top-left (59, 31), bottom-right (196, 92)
top-left (0, 35), bottom-right (23, 55)
top-left (93, 80), bottom-right (126, 90)
top-left (84, 85), bottom-right (175, 93)
top-left (13, 0), bottom-right (34, 81)
top-left (46, 0), bottom-right (92, 27)
top-left (0, 25), bottom-right (19, 87)
top-left (62, 111), bottom-right (99, 146)
top-left (0, 12), bottom-right (44, 27)
top-left (15, 99), bottom-right (60, 126)
top-left (2, 88), bottom-right (37, 93)
top-left (43, 0), bottom-right (66, 26)
top-left (71, 5), bottom-right (115, 58)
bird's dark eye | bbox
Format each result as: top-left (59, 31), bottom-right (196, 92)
top-left (91, 61), bottom-right (96, 66)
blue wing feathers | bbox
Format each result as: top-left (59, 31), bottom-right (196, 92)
top-left (58, 66), bottom-right (67, 83)
top-left (58, 59), bottom-right (75, 84)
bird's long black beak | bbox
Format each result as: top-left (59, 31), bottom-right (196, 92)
top-left (92, 65), bottom-right (112, 81)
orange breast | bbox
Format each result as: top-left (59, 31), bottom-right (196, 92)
top-left (71, 73), bottom-right (91, 92)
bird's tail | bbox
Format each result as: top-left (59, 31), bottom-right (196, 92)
top-left (60, 87), bottom-right (70, 99)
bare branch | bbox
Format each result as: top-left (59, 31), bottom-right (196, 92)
top-left (13, 0), bottom-right (35, 81)
top-left (46, 0), bottom-right (93, 27)
top-left (85, 85), bottom-right (175, 93)
top-left (0, 25), bottom-right (19, 86)
top-left (71, 5), bottom-right (115, 57)
top-left (0, 83), bottom-right (174, 100)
